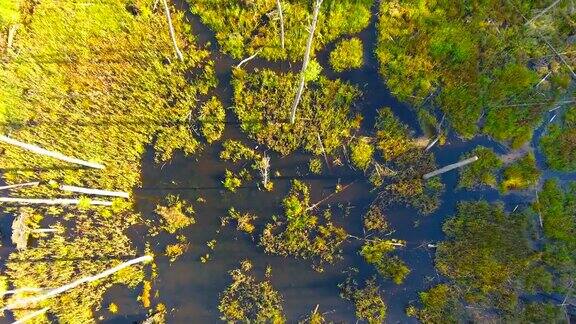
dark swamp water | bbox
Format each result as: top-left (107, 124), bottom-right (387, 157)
top-left (4, 1), bottom-right (575, 323)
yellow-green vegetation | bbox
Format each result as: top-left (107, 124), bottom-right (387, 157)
top-left (199, 96), bottom-right (226, 143)
top-left (339, 271), bottom-right (387, 324)
top-left (458, 146), bottom-right (502, 189)
top-left (350, 136), bottom-right (373, 170)
top-left (155, 196), bottom-right (195, 234)
top-left (220, 140), bottom-right (258, 162)
top-left (406, 284), bottom-right (462, 324)
top-left (232, 68), bottom-right (361, 155)
top-left (329, 37), bottom-right (364, 72)
top-left (0, 0), bottom-right (215, 321)
top-left (309, 158), bottom-right (323, 174)
top-left (360, 239), bottom-right (410, 284)
top-left (223, 169), bottom-right (243, 192)
top-left (261, 180), bottom-right (347, 271)
top-left (223, 207), bottom-right (258, 234)
top-left (108, 302), bottom-right (119, 314)
top-left (367, 107), bottom-right (444, 214)
top-left (534, 179), bottom-right (576, 289)
top-left (189, 0), bottom-right (373, 60)
top-left (434, 201), bottom-right (555, 318)
top-left (165, 242), bottom-right (189, 262)
top-left (376, 0), bottom-right (574, 146)
top-left (501, 153), bottom-right (540, 192)
top-left (219, 260), bottom-right (285, 323)
top-left (363, 204), bottom-right (388, 233)
top-left (541, 106), bottom-right (576, 171)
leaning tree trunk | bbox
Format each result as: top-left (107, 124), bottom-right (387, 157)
top-left (0, 197), bottom-right (113, 206)
top-left (161, 0), bottom-right (184, 62)
top-left (276, 0), bottom-right (285, 50)
top-left (423, 156), bottom-right (478, 180)
top-left (289, 0), bottom-right (323, 124)
top-left (0, 135), bottom-right (104, 169)
top-left (1, 255), bottom-right (153, 311)
top-left (59, 185), bottom-right (129, 198)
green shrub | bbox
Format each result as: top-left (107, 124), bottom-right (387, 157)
top-left (501, 153), bottom-right (540, 192)
top-left (329, 38), bottom-right (364, 72)
top-left (350, 136), bottom-right (374, 170)
top-left (199, 97), bottom-right (225, 143)
top-left (458, 146), bottom-right (502, 189)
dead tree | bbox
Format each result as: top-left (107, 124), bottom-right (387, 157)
top-left (12, 211), bottom-right (58, 250)
top-left (0, 197), bottom-right (113, 206)
top-left (12, 307), bottom-right (49, 324)
top-left (259, 153), bottom-right (271, 190)
top-left (289, 0), bottom-right (323, 124)
top-left (7, 24), bottom-right (19, 50)
top-left (236, 49), bottom-right (262, 68)
top-left (59, 185), bottom-right (129, 198)
top-left (525, 0), bottom-right (562, 25)
top-left (0, 182), bottom-right (39, 191)
top-left (161, 0), bottom-right (184, 61)
top-left (276, 0), bottom-right (285, 50)
top-left (0, 135), bottom-right (104, 169)
top-left (423, 156), bottom-right (479, 180)
top-left (1, 255), bottom-right (153, 312)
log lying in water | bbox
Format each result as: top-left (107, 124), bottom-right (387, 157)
top-left (423, 156), bottom-right (479, 180)
top-left (0, 197), bottom-right (113, 206)
top-left (59, 185), bottom-right (129, 198)
top-left (0, 135), bottom-right (104, 169)
top-left (0, 182), bottom-right (40, 191)
top-left (1, 255), bottom-right (153, 311)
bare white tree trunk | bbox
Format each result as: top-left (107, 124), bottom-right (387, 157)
top-left (59, 185), bottom-right (129, 198)
top-left (0, 135), bottom-right (104, 169)
top-left (289, 0), bottom-right (323, 124)
top-left (1, 255), bottom-right (153, 311)
top-left (276, 0), bottom-right (285, 50)
top-left (12, 307), bottom-right (49, 324)
top-left (0, 182), bottom-right (40, 191)
top-left (259, 153), bottom-right (270, 189)
top-left (7, 24), bottom-right (19, 50)
top-left (423, 156), bottom-right (478, 180)
top-left (525, 0), bottom-right (561, 25)
top-left (161, 0), bottom-right (184, 62)
top-left (0, 197), bottom-right (113, 206)
top-left (236, 49), bottom-right (262, 68)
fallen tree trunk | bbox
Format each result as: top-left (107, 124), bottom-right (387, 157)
top-left (0, 135), bottom-right (104, 169)
top-left (525, 0), bottom-right (561, 25)
top-left (277, 0), bottom-right (285, 49)
top-left (423, 156), bottom-right (478, 180)
top-left (12, 307), bottom-right (49, 324)
top-left (1, 255), bottom-right (153, 311)
top-left (161, 0), bottom-right (184, 62)
top-left (0, 182), bottom-right (40, 191)
top-left (59, 185), bottom-right (129, 198)
top-left (289, 0), bottom-right (323, 124)
top-left (236, 49), bottom-right (262, 68)
top-left (7, 24), bottom-right (19, 50)
top-left (0, 197), bottom-right (113, 206)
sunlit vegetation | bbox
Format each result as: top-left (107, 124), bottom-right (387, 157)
top-left (232, 68), bottom-right (361, 155)
top-left (534, 179), bottom-right (576, 289)
top-left (501, 153), bottom-right (541, 192)
top-left (541, 106), bottom-right (576, 171)
top-left (360, 239), bottom-right (410, 284)
top-left (165, 242), bottom-right (189, 262)
top-left (189, 0), bottom-right (373, 60)
top-left (329, 37), bottom-right (364, 72)
top-left (220, 140), bottom-right (258, 162)
top-left (309, 158), bottom-right (323, 174)
top-left (367, 107), bottom-right (444, 214)
top-left (261, 180), bottom-right (347, 271)
top-left (434, 201), bottom-right (562, 319)
top-left (155, 196), bottom-right (195, 234)
top-left (198, 96), bottom-right (226, 143)
top-left (406, 284), bottom-right (462, 324)
top-left (219, 260), bottom-right (285, 323)
top-left (223, 169), bottom-right (243, 192)
top-left (458, 146), bottom-right (502, 189)
top-left (363, 204), bottom-right (388, 233)
top-left (223, 207), bottom-right (258, 234)
top-left (350, 136), bottom-right (374, 171)
top-left (339, 271), bottom-right (387, 323)
top-left (376, 0), bottom-right (574, 145)
top-left (0, 0), bottom-right (215, 321)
